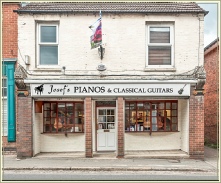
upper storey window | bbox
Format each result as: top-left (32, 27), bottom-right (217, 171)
top-left (146, 23), bottom-right (174, 69)
top-left (37, 23), bottom-right (59, 67)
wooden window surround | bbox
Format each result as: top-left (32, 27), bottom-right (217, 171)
top-left (43, 101), bottom-right (84, 133)
top-left (125, 100), bottom-right (178, 132)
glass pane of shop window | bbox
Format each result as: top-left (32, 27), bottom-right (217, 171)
top-left (159, 102), bottom-right (164, 109)
top-left (172, 110), bottom-right (177, 116)
top-left (171, 117), bottom-right (177, 123)
top-left (130, 103), bottom-right (136, 110)
top-left (144, 102), bottom-right (150, 110)
top-left (75, 103), bottom-right (83, 111)
top-left (67, 103), bottom-right (73, 113)
top-left (152, 116), bottom-right (157, 131)
top-left (166, 102), bottom-right (171, 109)
top-left (51, 103), bottom-right (57, 113)
top-left (58, 103), bottom-right (65, 117)
top-left (172, 102), bottom-right (177, 109)
top-left (137, 102), bottom-right (144, 110)
top-left (43, 103), bottom-right (50, 110)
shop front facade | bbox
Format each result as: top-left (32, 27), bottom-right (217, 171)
top-left (14, 2), bottom-right (206, 159)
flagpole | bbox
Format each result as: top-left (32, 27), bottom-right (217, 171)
top-left (99, 10), bottom-right (103, 60)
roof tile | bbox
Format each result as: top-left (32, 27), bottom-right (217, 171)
top-left (15, 2), bottom-right (207, 14)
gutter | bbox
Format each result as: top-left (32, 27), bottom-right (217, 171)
top-left (24, 79), bottom-right (198, 84)
top-left (13, 9), bottom-right (208, 15)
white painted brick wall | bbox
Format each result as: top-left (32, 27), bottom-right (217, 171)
top-left (125, 132), bottom-right (181, 151)
top-left (40, 134), bottom-right (85, 152)
top-left (17, 13), bottom-right (204, 78)
top-left (179, 99), bottom-right (189, 153)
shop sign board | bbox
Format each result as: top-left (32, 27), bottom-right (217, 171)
top-left (30, 83), bottom-right (190, 97)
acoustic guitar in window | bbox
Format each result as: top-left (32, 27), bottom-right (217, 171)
top-left (54, 118), bottom-right (63, 129)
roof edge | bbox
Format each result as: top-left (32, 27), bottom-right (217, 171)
top-left (204, 38), bottom-right (219, 51)
top-left (13, 9), bottom-right (207, 15)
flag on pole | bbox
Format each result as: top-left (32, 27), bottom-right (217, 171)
top-left (89, 11), bottom-right (102, 49)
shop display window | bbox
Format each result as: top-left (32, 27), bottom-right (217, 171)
top-left (43, 102), bottom-right (84, 133)
top-left (125, 100), bottom-right (178, 132)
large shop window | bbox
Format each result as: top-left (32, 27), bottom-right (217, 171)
top-left (146, 23), bottom-right (174, 68)
top-left (125, 101), bottom-right (178, 132)
top-left (43, 102), bottom-right (84, 133)
top-left (37, 23), bottom-right (59, 66)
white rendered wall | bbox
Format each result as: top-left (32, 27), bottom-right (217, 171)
top-left (17, 13), bottom-right (204, 79)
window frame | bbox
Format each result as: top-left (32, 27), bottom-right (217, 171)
top-left (43, 101), bottom-right (84, 134)
top-left (146, 23), bottom-right (174, 69)
top-left (2, 77), bottom-right (7, 99)
top-left (37, 22), bottom-right (59, 68)
top-left (125, 100), bottom-right (178, 132)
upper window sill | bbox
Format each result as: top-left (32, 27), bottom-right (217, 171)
top-left (34, 65), bottom-right (62, 72)
top-left (144, 67), bottom-right (176, 72)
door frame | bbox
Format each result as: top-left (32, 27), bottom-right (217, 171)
top-left (96, 107), bottom-right (117, 151)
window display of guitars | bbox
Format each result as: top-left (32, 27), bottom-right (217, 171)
top-left (54, 117), bottom-right (63, 129)
top-left (54, 110), bottom-right (72, 130)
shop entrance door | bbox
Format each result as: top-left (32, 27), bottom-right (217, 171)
top-left (97, 107), bottom-right (116, 151)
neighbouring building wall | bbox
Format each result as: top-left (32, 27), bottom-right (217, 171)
top-left (2, 3), bottom-right (20, 153)
top-left (2, 3), bottom-right (19, 58)
top-left (189, 86), bottom-right (204, 159)
top-left (204, 40), bottom-right (219, 144)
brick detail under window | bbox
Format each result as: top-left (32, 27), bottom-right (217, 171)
top-left (117, 97), bottom-right (124, 158)
top-left (85, 97), bottom-right (93, 158)
top-left (16, 96), bottom-right (33, 158)
top-left (189, 86), bottom-right (204, 159)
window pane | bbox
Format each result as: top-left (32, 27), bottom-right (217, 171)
top-left (172, 103), bottom-right (177, 109)
top-left (150, 27), bottom-right (170, 43)
top-left (2, 79), bottom-right (7, 97)
top-left (166, 103), bottom-right (171, 109)
top-left (148, 46), bottom-right (171, 65)
top-left (41, 26), bottom-right (56, 43)
top-left (40, 46), bottom-right (58, 65)
top-left (172, 110), bottom-right (177, 116)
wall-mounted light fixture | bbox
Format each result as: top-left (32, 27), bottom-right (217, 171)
top-left (98, 45), bottom-right (105, 60)
top-left (97, 63), bottom-right (106, 71)
top-left (25, 55), bottom-right (30, 65)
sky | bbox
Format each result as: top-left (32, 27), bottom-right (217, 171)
top-left (197, 3), bottom-right (219, 47)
